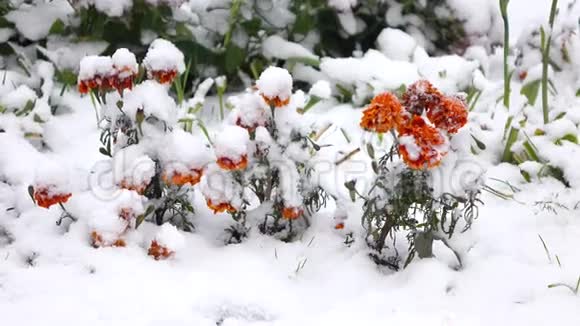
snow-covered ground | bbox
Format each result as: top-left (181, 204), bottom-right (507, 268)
top-left (2, 1), bottom-right (580, 325)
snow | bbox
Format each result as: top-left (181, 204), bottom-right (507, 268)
top-left (153, 223), bottom-right (185, 251)
top-left (121, 80), bottom-right (177, 123)
top-left (78, 56), bottom-right (114, 81)
top-left (213, 125), bottom-right (250, 160)
top-left (159, 129), bottom-right (213, 171)
top-left (309, 80), bottom-right (332, 99)
top-left (328, 0), bottom-right (357, 11)
top-left (76, 0), bottom-right (133, 17)
top-left (262, 35), bottom-right (319, 61)
top-left (143, 38), bottom-right (186, 74)
top-left (376, 28), bottom-right (418, 61)
top-left (112, 48), bottom-right (138, 77)
top-left (256, 66), bottom-right (293, 103)
top-left (5, 0), bottom-right (73, 41)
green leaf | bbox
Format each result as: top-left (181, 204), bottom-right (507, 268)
top-left (241, 18), bottom-right (262, 36)
top-left (293, 11), bottom-right (314, 35)
top-left (502, 127), bottom-right (519, 163)
top-left (49, 19), bottom-right (66, 35)
top-left (366, 143), bottom-right (375, 159)
top-left (470, 134), bottom-right (486, 150)
top-left (28, 185), bottom-right (35, 204)
top-left (55, 69), bottom-right (77, 86)
top-left (224, 44), bottom-right (245, 74)
top-left (98, 147), bottom-right (111, 157)
top-left (520, 79), bottom-right (541, 105)
top-left (556, 134), bottom-right (578, 145)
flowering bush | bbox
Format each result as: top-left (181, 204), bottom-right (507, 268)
top-left (202, 66), bottom-right (328, 242)
top-left (352, 80), bottom-right (483, 269)
top-left (76, 40), bottom-right (212, 251)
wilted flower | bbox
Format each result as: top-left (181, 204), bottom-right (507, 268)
top-left (148, 240), bottom-right (173, 260)
top-left (402, 80), bottom-right (443, 116)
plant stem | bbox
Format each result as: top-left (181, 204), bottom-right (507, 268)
top-left (541, 0), bottom-right (558, 124)
top-left (500, 0), bottom-right (511, 109)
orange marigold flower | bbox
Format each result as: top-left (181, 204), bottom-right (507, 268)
top-left (402, 80), bottom-right (443, 115)
top-left (216, 155), bottom-right (248, 171)
top-left (148, 240), bottom-right (174, 260)
top-left (282, 207), bottom-right (303, 220)
top-left (119, 179), bottom-right (148, 195)
top-left (112, 74), bottom-right (135, 94)
top-left (90, 231), bottom-right (126, 248)
top-left (334, 222), bottom-right (345, 230)
top-left (206, 199), bottom-right (237, 214)
top-left (149, 70), bottom-right (178, 84)
top-left (360, 92), bottom-right (404, 133)
top-left (398, 116), bottom-right (448, 170)
top-left (33, 186), bottom-right (72, 209)
top-left (261, 95), bottom-right (290, 108)
top-left (162, 169), bottom-right (203, 186)
top-left (427, 95), bottom-right (468, 134)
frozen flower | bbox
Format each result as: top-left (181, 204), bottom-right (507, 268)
top-left (148, 240), bottom-right (173, 260)
top-left (206, 198), bottom-right (237, 214)
top-left (281, 206), bottom-right (303, 220)
top-left (77, 55), bottom-right (115, 94)
top-left (119, 178), bottom-right (149, 195)
top-left (427, 95), bottom-right (468, 134)
top-left (91, 231), bottom-right (126, 248)
top-left (162, 168), bottom-right (203, 186)
top-left (33, 185), bottom-right (72, 209)
top-left (256, 66), bottom-right (293, 107)
top-left (360, 92), bottom-right (404, 133)
top-left (111, 48), bottom-right (138, 94)
top-left (229, 92), bottom-right (269, 132)
top-left (334, 222), bottom-right (345, 230)
top-left (402, 80), bottom-right (443, 116)
top-left (143, 38), bottom-right (185, 84)
top-left (214, 125), bottom-right (250, 171)
top-left (398, 116), bottom-right (449, 169)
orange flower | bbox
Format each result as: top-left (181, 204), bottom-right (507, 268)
top-left (33, 186), bottom-right (72, 209)
top-left (206, 198), bottom-right (237, 214)
top-left (119, 179), bottom-right (148, 195)
top-left (149, 70), bottom-right (178, 84)
top-left (402, 80), bottom-right (443, 115)
top-left (90, 231), bottom-right (126, 248)
top-left (261, 95), bottom-right (290, 108)
top-left (162, 169), bottom-right (203, 186)
top-left (334, 222), bottom-right (345, 230)
top-left (282, 207), bottom-right (303, 220)
top-left (148, 240), bottom-right (173, 260)
top-left (360, 92), bottom-right (404, 133)
top-left (427, 96), bottom-right (468, 134)
top-left (217, 155), bottom-right (248, 171)
top-left (398, 116), bottom-right (448, 170)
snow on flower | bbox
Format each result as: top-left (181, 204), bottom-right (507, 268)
top-left (159, 129), bottom-right (213, 186)
top-left (398, 115), bottom-right (449, 169)
top-left (143, 38), bottom-right (185, 84)
top-left (402, 80), bottom-right (443, 116)
top-left (121, 80), bottom-right (177, 123)
top-left (113, 146), bottom-right (156, 195)
top-left (148, 224), bottom-right (185, 260)
top-left (111, 48), bottom-right (138, 94)
top-left (360, 92), bottom-right (404, 133)
top-left (33, 160), bottom-right (72, 209)
top-left (427, 95), bottom-right (468, 134)
top-left (256, 66), bottom-right (293, 107)
top-left (201, 164), bottom-right (243, 214)
top-left (88, 209), bottom-right (128, 248)
top-left (77, 55), bottom-right (114, 94)
top-left (214, 125), bottom-right (250, 171)
top-left (227, 91), bottom-right (270, 132)
top-left (309, 80), bottom-right (332, 99)
top-left (281, 206), bottom-right (303, 220)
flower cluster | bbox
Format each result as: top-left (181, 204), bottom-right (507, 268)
top-left (78, 49), bottom-right (138, 95)
top-left (360, 80), bottom-right (468, 169)
top-left (33, 186), bottom-right (72, 209)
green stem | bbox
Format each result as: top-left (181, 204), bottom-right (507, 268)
top-left (500, 0), bottom-right (511, 109)
top-left (541, 0), bottom-right (558, 124)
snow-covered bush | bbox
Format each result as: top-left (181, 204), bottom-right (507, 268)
top-left (202, 66), bottom-right (328, 242)
top-left (350, 80), bottom-right (483, 269)
top-left (76, 40), bottom-right (211, 250)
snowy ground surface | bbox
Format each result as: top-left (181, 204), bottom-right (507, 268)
top-left (2, 1), bottom-right (580, 325)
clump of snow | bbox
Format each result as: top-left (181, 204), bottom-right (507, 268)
top-left (87, 209), bottom-right (128, 243)
top-left (112, 146), bottom-right (156, 187)
top-left (376, 28), bottom-right (418, 61)
top-left (262, 35), bottom-right (318, 61)
top-left (75, 0), bottom-right (133, 17)
top-left (0, 85), bottom-right (37, 111)
top-left (112, 48), bottom-right (138, 77)
top-left (78, 55), bottom-right (114, 81)
top-left (143, 38), bottom-right (186, 74)
top-left (39, 40), bottom-right (109, 72)
top-left (328, 0), bottom-right (357, 12)
top-left (159, 129), bottom-right (213, 171)
top-left (227, 92), bottom-right (269, 129)
top-left (309, 80), bottom-right (332, 99)
top-left (200, 164), bottom-right (244, 209)
top-left (122, 80), bottom-right (177, 123)
top-left (153, 224), bottom-right (185, 251)
top-left (5, 0), bottom-right (73, 41)
top-left (256, 66), bottom-right (293, 102)
top-left (34, 159), bottom-right (72, 195)
top-left (213, 125), bottom-right (250, 160)
top-left (399, 135), bottom-right (421, 161)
